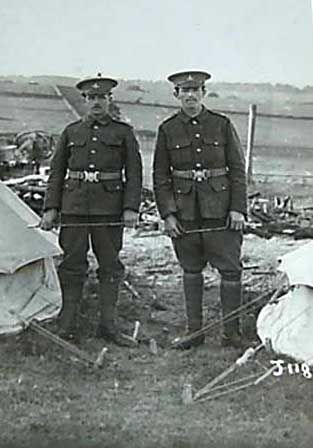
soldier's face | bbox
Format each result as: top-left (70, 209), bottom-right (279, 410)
top-left (175, 86), bottom-right (205, 112)
top-left (85, 93), bottom-right (111, 116)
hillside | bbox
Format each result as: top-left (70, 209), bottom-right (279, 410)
top-left (1, 76), bottom-right (313, 179)
top-left (0, 80), bottom-right (77, 135)
top-left (2, 75), bottom-right (313, 113)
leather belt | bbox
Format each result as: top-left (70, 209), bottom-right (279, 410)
top-left (172, 167), bottom-right (228, 181)
top-left (67, 170), bottom-right (121, 183)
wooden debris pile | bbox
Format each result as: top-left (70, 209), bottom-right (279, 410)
top-left (135, 187), bottom-right (161, 235)
top-left (137, 190), bottom-right (313, 240)
top-left (246, 192), bottom-right (313, 239)
top-left (0, 131), bottom-right (53, 175)
top-left (3, 173), bottom-right (48, 215)
top-left (3, 171), bottom-right (313, 240)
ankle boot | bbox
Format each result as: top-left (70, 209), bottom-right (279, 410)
top-left (97, 279), bottom-right (135, 347)
top-left (58, 282), bottom-right (83, 342)
top-left (220, 279), bottom-right (242, 348)
top-left (174, 272), bottom-right (205, 349)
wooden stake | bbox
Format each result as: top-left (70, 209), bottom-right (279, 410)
top-left (8, 310), bottom-right (101, 368)
top-left (246, 104), bottom-right (257, 184)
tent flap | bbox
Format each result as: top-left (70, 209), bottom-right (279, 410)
top-left (0, 258), bottom-right (62, 335)
top-left (257, 241), bottom-right (313, 365)
top-left (0, 183), bottom-right (62, 335)
top-left (0, 182), bottom-right (62, 274)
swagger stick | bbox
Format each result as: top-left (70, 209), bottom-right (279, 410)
top-left (28, 222), bottom-right (124, 229)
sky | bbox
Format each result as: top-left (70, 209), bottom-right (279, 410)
top-left (1, 0), bottom-right (313, 87)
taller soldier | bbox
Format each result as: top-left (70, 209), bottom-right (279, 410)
top-left (41, 74), bottom-right (142, 345)
top-left (153, 71), bottom-right (247, 348)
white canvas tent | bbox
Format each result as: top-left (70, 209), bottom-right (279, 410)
top-left (257, 241), bottom-right (313, 365)
top-left (0, 181), bottom-right (62, 335)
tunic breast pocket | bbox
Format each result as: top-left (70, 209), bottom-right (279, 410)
top-left (99, 136), bottom-right (124, 166)
top-left (67, 137), bottom-right (87, 167)
top-left (168, 138), bottom-right (192, 167)
top-left (202, 137), bottom-right (226, 165)
top-left (67, 137), bottom-right (87, 152)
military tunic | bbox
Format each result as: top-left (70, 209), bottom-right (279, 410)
top-left (44, 114), bottom-right (142, 215)
top-left (153, 106), bottom-right (247, 279)
top-left (153, 107), bottom-right (247, 221)
top-left (44, 114), bottom-right (142, 284)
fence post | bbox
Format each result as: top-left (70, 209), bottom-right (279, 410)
top-left (246, 104), bottom-right (257, 184)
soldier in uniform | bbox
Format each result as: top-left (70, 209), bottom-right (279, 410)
top-left (153, 70), bottom-right (247, 349)
top-left (40, 74), bottom-right (142, 345)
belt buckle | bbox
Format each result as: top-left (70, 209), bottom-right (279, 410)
top-left (192, 169), bottom-right (207, 181)
top-left (83, 170), bottom-right (100, 182)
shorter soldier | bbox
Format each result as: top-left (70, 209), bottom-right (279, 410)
top-left (153, 70), bottom-right (247, 349)
top-left (41, 74), bottom-right (142, 345)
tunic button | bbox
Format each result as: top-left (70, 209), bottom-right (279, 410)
top-left (93, 125), bottom-right (99, 130)
top-left (214, 140), bottom-right (219, 146)
top-left (196, 163), bottom-right (202, 168)
top-left (196, 178), bottom-right (202, 182)
top-left (91, 149), bottom-right (96, 154)
top-left (192, 120), bottom-right (198, 125)
top-left (92, 137), bottom-right (98, 142)
top-left (89, 164), bottom-right (95, 169)
top-left (177, 189), bottom-right (181, 193)
top-left (196, 148), bottom-right (202, 153)
top-left (195, 133), bottom-right (200, 138)
top-left (175, 144), bottom-right (180, 149)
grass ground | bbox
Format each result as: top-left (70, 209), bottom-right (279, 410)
top-left (1, 219), bottom-right (313, 448)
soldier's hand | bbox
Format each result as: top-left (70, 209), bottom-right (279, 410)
top-left (164, 214), bottom-right (185, 238)
top-left (227, 210), bottom-right (245, 231)
top-left (123, 209), bottom-right (138, 228)
top-left (40, 208), bottom-right (59, 231)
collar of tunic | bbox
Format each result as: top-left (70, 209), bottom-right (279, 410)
top-left (84, 113), bottom-right (112, 127)
top-left (177, 106), bottom-right (209, 124)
